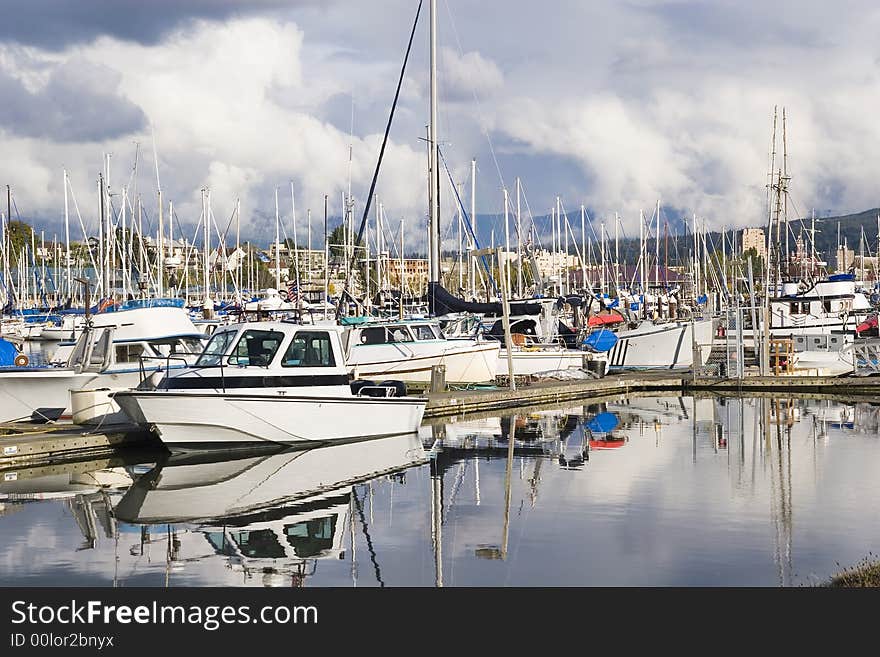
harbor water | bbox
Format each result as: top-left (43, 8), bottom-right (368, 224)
top-left (1, 394), bottom-right (878, 586)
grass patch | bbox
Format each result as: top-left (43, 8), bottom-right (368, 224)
top-left (827, 553), bottom-right (880, 587)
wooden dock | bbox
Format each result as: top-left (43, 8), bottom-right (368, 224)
top-left (0, 422), bottom-right (162, 469)
top-left (689, 374), bottom-right (880, 396)
top-left (423, 371), bottom-right (880, 420)
top-left (423, 371), bottom-right (686, 419)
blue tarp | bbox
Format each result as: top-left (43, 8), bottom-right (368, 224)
top-left (587, 412), bottom-right (619, 434)
top-left (583, 329), bottom-right (618, 353)
top-left (0, 339), bottom-right (20, 366)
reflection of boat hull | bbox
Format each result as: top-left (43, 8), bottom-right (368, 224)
top-left (113, 391), bottom-right (426, 446)
top-left (113, 433), bottom-right (427, 523)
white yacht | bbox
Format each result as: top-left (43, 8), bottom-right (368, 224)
top-left (112, 321), bottom-right (427, 448)
top-left (744, 274), bottom-right (872, 343)
top-left (0, 300), bottom-right (205, 423)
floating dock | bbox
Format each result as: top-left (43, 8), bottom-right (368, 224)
top-left (424, 371), bottom-right (686, 419)
top-left (0, 422), bottom-right (161, 469)
top-left (424, 371), bottom-right (880, 420)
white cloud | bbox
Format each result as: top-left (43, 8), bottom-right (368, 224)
top-left (2, 2), bottom-right (880, 249)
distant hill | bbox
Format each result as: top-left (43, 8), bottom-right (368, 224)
top-left (459, 207), bottom-right (880, 266)
top-left (804, 208), bottom-right (880, 259)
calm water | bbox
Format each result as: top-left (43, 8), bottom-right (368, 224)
top-left (1, 394), bottom-right (879, 587)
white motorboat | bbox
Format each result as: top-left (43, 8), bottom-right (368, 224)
top-left (112, 321), bottom-right (427, 448)
top-left (341, 318), bottom-right (500, 384)
top-left (0, 300), bottom-right (205, 423)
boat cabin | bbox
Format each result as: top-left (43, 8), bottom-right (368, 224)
top-left (65, 305), bottom-right (206, 373)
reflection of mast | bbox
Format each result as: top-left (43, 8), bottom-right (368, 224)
top-left (349, 495), bottom-right (358, 587)
top-left (528, 458), bottom-right (543, 508)
top-left (766, 399), bottom-right (794, 586)
top-left (352, 487), bottom-right (384, 587)
top-left (475, 414), bottom-right (517, 561)
top-left (430, 461), bottom-right (443, 587)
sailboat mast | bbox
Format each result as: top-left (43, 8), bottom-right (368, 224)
top-left (63, 170), bottom-right (71, 301)
top-left (274, 187), bottom-right (281, 291)
top-left (503, 187), bottom-right (510, 296)
top-left (427, 0), bottom-right (441, 284)
top-left (580, 204), bottom-right (586, 292)
top-left (516, 177), bottom-right (522, 296)
top-left (98, 173), bottom-right (106, 298)
top-left (469, 158), bottom-right (476, 298)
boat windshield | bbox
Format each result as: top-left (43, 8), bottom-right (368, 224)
top-left (151, 337), bottom-right (206, 358)
top-left (195, 330), bottom-right (237, 367)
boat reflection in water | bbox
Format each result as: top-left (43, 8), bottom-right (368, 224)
top-left (423, 404), bottom-right (626, 472)
top-left (113, 433), bottom-right (427, 586)
top-left (5, 394), bottom-right (880, 586)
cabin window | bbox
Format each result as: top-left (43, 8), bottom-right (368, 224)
top-left (228, 530), bottom-right (286, 559)
top-left (195, 330), bottom-right (237, 367)
top-left (359, 327), bottom-right (387, 345)
top-left (387, 326), bottom-right (413, 342)
top-left (413, 324), bottom-right (437, 340)
top-left (229, 330), bottom-right (284, 367)
top-left (284, 517), bottom-right (336, 558)
top-left (823, 299), bottom-right (832, 313)
top-left (282, 331), bottom-right (336, 367)
top-left (789, 302), bottom-right (809, 315)
top-left (115, 343), bottom-right (145, 363)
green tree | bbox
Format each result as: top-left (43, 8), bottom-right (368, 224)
top-left (5, 220), bottom-right (34, 261)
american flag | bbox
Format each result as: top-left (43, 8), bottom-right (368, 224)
top-left (287, 280), bottom-right (299, 303)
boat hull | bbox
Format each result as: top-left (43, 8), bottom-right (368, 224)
top-left (0, 369), bottom-right (151, 423)
top-left (113, 390), bottom-right (427, 447)
top-left (348, 340), bottom-right (499, 383)
top-left (607, 319), bottom-right (714, 369)
top-left (497, 349), bottom-right (609, 377)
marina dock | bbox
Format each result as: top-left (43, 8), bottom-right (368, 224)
top-left (424, 371), bottom-right (685, 419)
top-left (0, 423), bottom-right (159, 469)
top-left (424, 370), bottom-right (880, 420)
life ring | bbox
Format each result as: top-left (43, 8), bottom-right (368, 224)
top-left (14, 354), bottom-right (29, 367)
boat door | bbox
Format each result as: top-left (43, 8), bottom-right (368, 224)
top-left (68, 327), bottom-right (116, 373)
